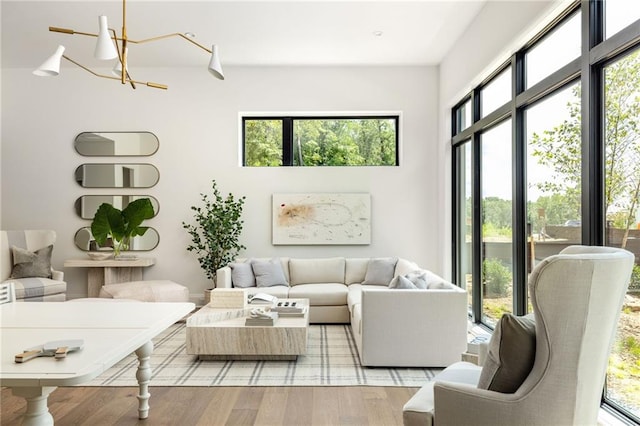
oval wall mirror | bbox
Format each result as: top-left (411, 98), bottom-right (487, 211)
top-left (75, 132), bottom-right (159, 156)
top-left (74, 195), bottom-right (160, 219)
top-left (74, 164), bottom-right (159, 188)
top-left (74, 227), bottom-right (160, 251)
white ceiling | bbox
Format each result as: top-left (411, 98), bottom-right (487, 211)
top-left (2, 0), bottom-right (489, 70)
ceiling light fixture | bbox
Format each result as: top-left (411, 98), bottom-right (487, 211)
top-left (33, 0), bottom-right (224, 90)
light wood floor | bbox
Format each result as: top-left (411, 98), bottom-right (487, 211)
top-left (1, 386), bottom-right (418, 425)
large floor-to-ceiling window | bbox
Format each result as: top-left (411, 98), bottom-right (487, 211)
top-left (452, 1), bottom-right (640, 421)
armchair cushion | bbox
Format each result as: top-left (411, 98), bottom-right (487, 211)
top-left (10, 245), bottom-right (53, 279)
top-left (477, 313), bottom-right (536, 393)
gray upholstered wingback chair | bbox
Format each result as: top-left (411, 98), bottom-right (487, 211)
top-left (403, 245), bottom-right (635, 426)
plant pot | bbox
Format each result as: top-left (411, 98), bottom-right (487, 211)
top-left (204, 288), bottom-right (214, 305)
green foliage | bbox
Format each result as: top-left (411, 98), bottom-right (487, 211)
top-left (629, 264), bottom-right (640, 291)
top-left (91, 198), bottom-right (154, 257)
top-left (245, 118), bottom-right (397, 167)
top-left (182, 180), bottom-right (246, 283)
top-left (482, 258), bottom-right (512, 297)
top-left (622, 336), bottom-right (640, 358)
top-left (529, 51), bottom-right (640, 241)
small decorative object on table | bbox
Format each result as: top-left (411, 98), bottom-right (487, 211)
top-left (248, 292), bottom-right (277, 305)
top-left (86, 252), bottom-right (112, 261)
top-left (208, 288), bottom-right (247, 308)
top-left (245, 308), bottom-right (278, 326)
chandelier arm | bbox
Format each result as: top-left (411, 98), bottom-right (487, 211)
top-left (61, 55), bottom-right (167, 90)
top-left (127, 33), bottom-right (213, 53)
top-left (109, 28), bottom-right (136, 90)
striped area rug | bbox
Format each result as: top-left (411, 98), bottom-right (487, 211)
top-left (85, 323), bottom-right (441, 387)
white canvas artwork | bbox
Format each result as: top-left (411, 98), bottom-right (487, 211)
top-left (272, 193), bottom-right (371, 245)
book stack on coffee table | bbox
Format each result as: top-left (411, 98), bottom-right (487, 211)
top-left (272, 300), bottom-right (307, 317)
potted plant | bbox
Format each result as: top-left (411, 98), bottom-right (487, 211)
top-left (91, 198), bottom-right (155, 257)
top-left (183, 180), bottom-right (246, 295)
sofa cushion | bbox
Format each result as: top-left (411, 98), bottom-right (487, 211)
top-left (6, 277), bottom-right (66, 299)
top-left (347, 284), bottom-right (362, 311)
top-left (289, 257), bottom-right (345, 285)
top-left (362, 257), bottom-right (398, 285)
top-left (345, 258), bottom-right (370, 285)
top-left (252, 259), bottom-right (289, 287)
top-left (477, 313), bottom-right (536, 393)
top-left (395, 258), bottom-right (420, 277)
top-left (245, 285), bottom-right (290, 299)
top-left (230, 261), bottom-right (255, 288)
top-left (288, 283), bottom-right (348, 306)
top-left (10, 245), bottom-right (53, 279)
top-left (423, 270), bottom-right (449, 288)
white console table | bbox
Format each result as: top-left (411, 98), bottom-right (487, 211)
top-left (64, 257), bottom-right (155, 297)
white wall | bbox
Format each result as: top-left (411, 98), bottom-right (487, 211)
top-left (436, 0), bottom-right (565, 277)
top-left (1, 65), bottom-right (440, 301)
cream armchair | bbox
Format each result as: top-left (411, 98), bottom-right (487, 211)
top-left (403, 245), bottom-right (635, 426)
top-left (1, 230), bottom-right (67, 301)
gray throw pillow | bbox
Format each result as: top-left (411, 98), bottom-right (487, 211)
top-left (10, 245), bottom-right (53, 279)
top-left (362, 257), bottom-right (398, 285)
top-left (251, 259), bottom-right (289, 287)
top-left (230, 261), bottom-right (255, 288)
top-left (389, 275), bottom-right (417, 289)
top-left (477, 313), bottom-right (536, 393)
top-left (405, 270), bottom-right (428, 289)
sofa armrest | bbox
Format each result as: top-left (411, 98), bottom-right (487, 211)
top-left (52, 269), bottom-right (64, 281)
top-left (216, 266), bottom-right (232, 288)
top-left (360, 287), bottom-right (468, 367)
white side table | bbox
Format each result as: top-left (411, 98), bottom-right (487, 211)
top-left (64, 257), bottom-right (155, 297)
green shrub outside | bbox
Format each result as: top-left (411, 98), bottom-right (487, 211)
top-left (482, 258), bottom-right (512, 297)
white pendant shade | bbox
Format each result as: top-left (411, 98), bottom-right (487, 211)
top-left (94, 15), bottom-right (118, 60)
top-left (112, 47), bottom-right (128, 76)
top-left (208, 44), bottom-right (224, 80)
top-left (33, 45), bottom-right (65, 76)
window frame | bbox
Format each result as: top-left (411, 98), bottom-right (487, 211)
top-left (451, 1), bottom-right (640, 422)
top-left (241, 114), bottom-right (401, 167)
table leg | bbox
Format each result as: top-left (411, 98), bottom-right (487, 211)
top-left (135, 340), bottom-right (154, 419)
top-left (12, 386), bottom-right (57, 426)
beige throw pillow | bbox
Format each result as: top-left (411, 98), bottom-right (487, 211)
top-left (477, 313), bottom-right (536, 393)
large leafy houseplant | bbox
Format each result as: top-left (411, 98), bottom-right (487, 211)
top-left (91, 198), bottom-right (155, 257)
top-left (183, 180), bottom-right (246, 284)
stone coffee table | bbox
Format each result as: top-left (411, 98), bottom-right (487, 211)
top-left (186, 298), bottom-right (309, 360)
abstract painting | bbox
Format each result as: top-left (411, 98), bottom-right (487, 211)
top-left (272, 193), bottom-right (371, 245)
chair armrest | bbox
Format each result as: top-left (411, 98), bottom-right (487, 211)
top-left (434, 381), bottom-right (523, 426)
top-left (215, 266), bottom-right (232, 288)
top-left (52, 269), bottom-right (64, 281)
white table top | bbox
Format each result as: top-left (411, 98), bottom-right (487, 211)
top-left (0, 301), bottom-right (194, 387)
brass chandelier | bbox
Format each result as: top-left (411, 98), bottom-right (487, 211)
top-left (33, 0), bottom-right (224, 90)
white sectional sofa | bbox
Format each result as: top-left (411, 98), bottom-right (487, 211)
top-left (216, 257), bottom-right (468, 367)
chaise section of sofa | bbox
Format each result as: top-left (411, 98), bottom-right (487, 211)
top-left (216, 256), bottom-right (469, 367)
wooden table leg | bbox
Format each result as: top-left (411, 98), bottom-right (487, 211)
top-left (87, 268), bottom-right (105, 298)
top-left (135, 340), bottom-right (154, 419)
top-left (12, 386), bottom-right (57, 426)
